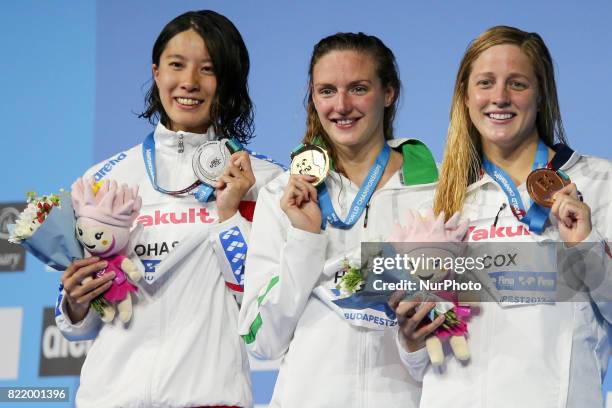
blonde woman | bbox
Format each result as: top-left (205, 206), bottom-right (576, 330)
top-left (396, 26), bottom-right (612, 408)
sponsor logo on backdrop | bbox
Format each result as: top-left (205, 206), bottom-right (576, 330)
top-left (0, 203), bottom-right (27, 272)
top-left (39, 308), bottom-right (92, 376)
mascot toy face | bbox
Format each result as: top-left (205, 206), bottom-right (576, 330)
top-left (71, 177), bottom-right (143, 324)
top-left (75, 217), bottom-right (130, 258)
top-left (405, 247), bottom-right (455, 283)
top-left (71, 178), bottom-right (141, 258)
top-left (390, 210), bottom-right (468, 284)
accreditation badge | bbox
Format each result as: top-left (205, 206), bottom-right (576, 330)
top-left (464, 215), bottom-right (561, 307)
top-left (312, 252), bottom-right (398, 330)
top-left (290, 144), bottom-right (329, 186)
top-left (192, 140), bottom-right (232, 185)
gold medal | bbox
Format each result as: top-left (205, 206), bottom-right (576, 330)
top-left (290, 144), bottom-right (329, 186)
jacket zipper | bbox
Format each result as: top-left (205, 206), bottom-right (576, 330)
top-left (145, 292), bottom-right (165, 406)
top-left (359, 212), bottom-right (367, 408)
top-left (178, 134), bottom-right (184, 153)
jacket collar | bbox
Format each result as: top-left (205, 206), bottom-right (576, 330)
top-left (324, 138), bottom-right (438, 193)
top-left (153, 122), bottom-right (217, 151)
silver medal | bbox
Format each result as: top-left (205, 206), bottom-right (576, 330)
top-left (192, 140), bottom-right (231, 185)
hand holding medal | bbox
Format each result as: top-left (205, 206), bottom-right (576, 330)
top-left (525, 166), bottom-right (592, 244)
top-left (144, 134), bottom-right (255, 222)
top-left (280, 144), bottom-right (330, 234)
top-left (211, 148), bottom-right (255, 222)
top-left (550, 182), bottom-right (592, 246)
top-left (526, 168), bottom-right (570, 208)
top-left (281, 174), bottom-right (322, 234)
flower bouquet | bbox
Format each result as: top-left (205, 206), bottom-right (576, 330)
top-left (8, 191), bottom-right (83, 270)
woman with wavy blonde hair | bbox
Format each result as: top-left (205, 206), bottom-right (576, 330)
top-left (397, 26), bottom-right (612, 407)
top-left (434, 26), bottom-right (569, 218)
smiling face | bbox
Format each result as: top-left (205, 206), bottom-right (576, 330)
top-left (153, 29), bottom-right (217, 134)
top-left (311, 50), bottom-right (394, 151)
top-left (75, 218), bottom-right (128, 257)
top-left (466, 44), bottom-right (540, 151)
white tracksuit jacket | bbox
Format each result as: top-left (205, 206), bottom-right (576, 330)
top-left (399, 146), bottom-right (612, 408)
top-left (238, 139), bottom-right (438, 408)
top-left (55, 123), bottom-right (283, 408)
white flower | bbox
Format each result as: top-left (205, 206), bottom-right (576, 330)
top-left (9, 203), bottom-right (38, 242)
top-left (337, 277), bottom-right (364, 298)
top-left (7, 194), bottom-right (60, 243)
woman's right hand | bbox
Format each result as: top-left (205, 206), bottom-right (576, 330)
top-left (280, 174), bottom-right (322, 234)
top-left (388, 291), bottom-right (445, 353)
top-left (61, 257), bottom-right (115, 323)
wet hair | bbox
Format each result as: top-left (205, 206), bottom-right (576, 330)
top-left (303, 32), bottom-right (401, 169)
top-left (139, 10), bottom-right (254, 143)
top-left (433, 25), bottom-right (569, 219)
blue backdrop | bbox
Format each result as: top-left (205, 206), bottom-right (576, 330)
top-left (1, 1), bottom-right (611, 407)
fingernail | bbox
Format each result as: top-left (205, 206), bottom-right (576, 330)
top-left (100, 261), bottom-right (108, 267)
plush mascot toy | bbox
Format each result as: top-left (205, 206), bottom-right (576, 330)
top-left (71, 178), bottom-right (143, 323)
top-left (390, 210), bottom-right (472, 365)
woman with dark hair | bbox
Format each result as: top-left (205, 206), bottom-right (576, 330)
top-left (397, 26), bottom-right (611, 407)
top-left (238, 32), bottom-right (440, 406)
top-left (55, 10), bottom-right (282, 407)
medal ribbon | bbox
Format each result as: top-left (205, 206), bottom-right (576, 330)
top-left (318, 143), bottom-right (390, 229)
top-left (143, 132), bottom-right (239, 203)
top-left (482, 139), bottom-right (550, 233)
top-left (143, 131), bottom-right (285, 202)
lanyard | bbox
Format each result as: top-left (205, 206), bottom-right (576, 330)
top-left (143, 131), bottom-right (287, 203)
top-left (482, 139), bottom-right (550, 233)
top-left (318, 143), bottom-right (390, 229)
top-left (142, 132), bottom-right (214, 202)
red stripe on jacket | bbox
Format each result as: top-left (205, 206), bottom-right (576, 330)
top-left (238, 200), bottom-right (256, 222)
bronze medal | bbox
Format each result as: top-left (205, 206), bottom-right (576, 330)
top-left (526, 168), bottom-right (570, 208)
top-left (290, 144), bottom-right (330, 186)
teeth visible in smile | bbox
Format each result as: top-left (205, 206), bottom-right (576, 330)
top-left (488, 113), bottom-right (513, 120)
top-left (336, 119), bottom-right (354, 125)
top-left (176, 97), bottom-right (202, 106)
